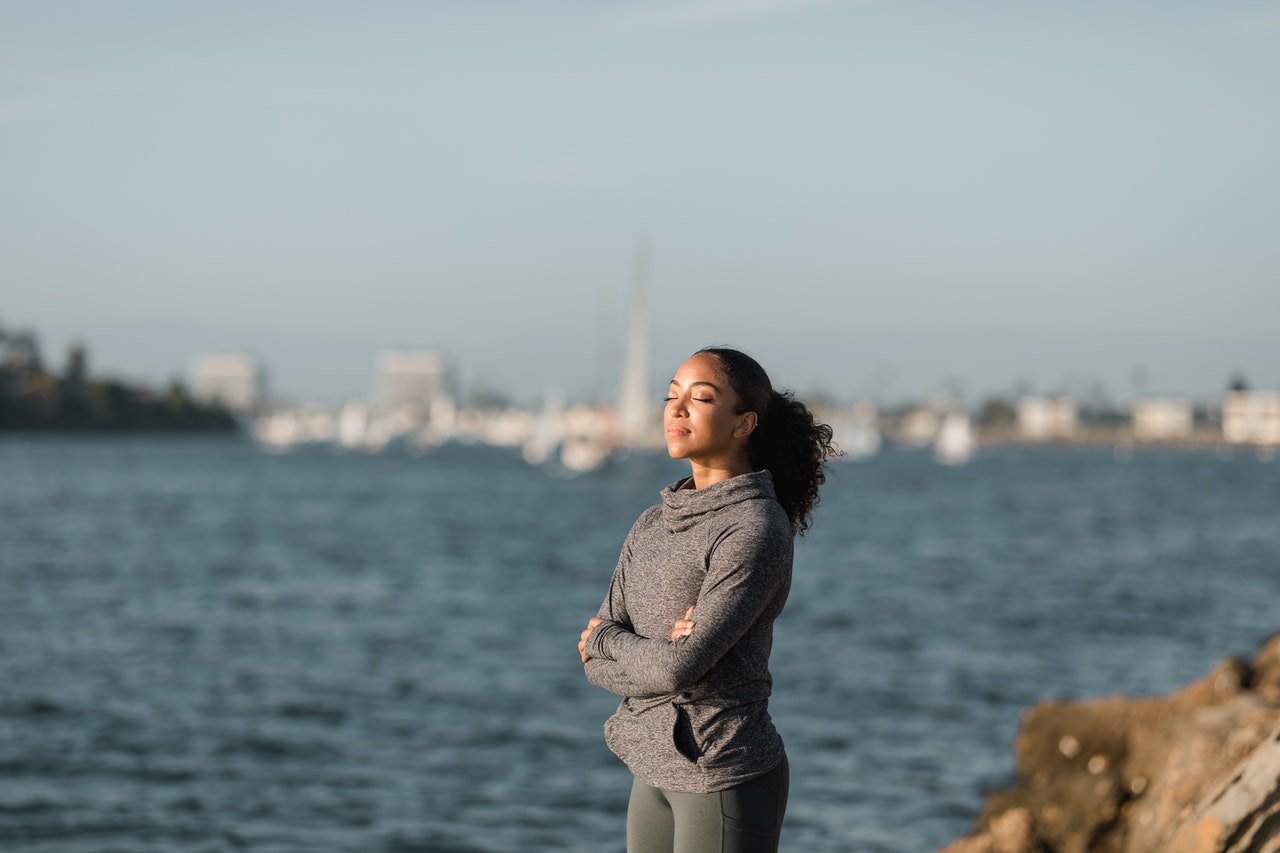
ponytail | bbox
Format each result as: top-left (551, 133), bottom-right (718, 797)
top-left (698, 347), bottom-right (839, 536)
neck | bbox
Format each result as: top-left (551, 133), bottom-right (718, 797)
top-left (688, 456), bottom-right (754, 489)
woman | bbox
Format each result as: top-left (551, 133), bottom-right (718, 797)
top-left (579, 346), bottom-right (836, 853)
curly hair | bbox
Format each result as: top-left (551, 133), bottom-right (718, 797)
top-left (698, 347), bottom-right (839, 536)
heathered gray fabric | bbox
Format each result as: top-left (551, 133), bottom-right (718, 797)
top-left (584, 470), bottom-right (794, 794)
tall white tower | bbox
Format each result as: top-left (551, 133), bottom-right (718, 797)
top-left (617, 239), bottom-right (652, 448)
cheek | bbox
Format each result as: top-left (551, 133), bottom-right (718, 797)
top-left (711, 412), bottom-right (740, 436)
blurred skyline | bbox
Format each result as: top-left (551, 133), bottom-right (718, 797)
top-left (3, 1), bottom-right (1277, 406)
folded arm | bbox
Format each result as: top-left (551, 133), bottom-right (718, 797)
top-left (583, 606), bottom-right (696, 698)
top-left (583, 656), bottom-right (672, 698)
top-left (584, 524), bottom-right (788, 696)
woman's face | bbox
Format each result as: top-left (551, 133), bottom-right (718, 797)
top-left (664, 352), bottom-right (756, 465)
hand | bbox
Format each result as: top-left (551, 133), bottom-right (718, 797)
top-left (579, 617), bottom-right (604, 663)
top-left (670, 605), bottom-right (696, 642)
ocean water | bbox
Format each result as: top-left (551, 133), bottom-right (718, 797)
top-left (1, 436), bottom-right (1277, 853)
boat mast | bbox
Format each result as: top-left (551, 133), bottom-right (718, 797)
top-left (617, 238), bottom-right (652, 448)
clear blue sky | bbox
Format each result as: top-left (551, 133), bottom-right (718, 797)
top-left (3, 1), bottom-right (1277, 405)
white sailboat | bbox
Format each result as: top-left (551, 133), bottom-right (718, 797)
top-left (934, 410), bottom-right (975, 466)
top-left (521, 240), bottom-right (658, 475)
top-left (522, 390), bottom-right (564, 466)
top-left (829, 402), bottom-right (882, 461)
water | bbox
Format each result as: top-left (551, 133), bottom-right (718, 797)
top-left (1, 436), bottom-right (1277, 852)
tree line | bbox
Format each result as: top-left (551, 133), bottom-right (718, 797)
top-left (0, 322), bottom-right (235, 432)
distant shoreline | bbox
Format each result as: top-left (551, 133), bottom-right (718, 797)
top-left (972, 425), bottom-right (1232, 450)
top-left (3, 426), bottom-right (1269, 457)
top-left (0, 427), bottom-right (242, 437)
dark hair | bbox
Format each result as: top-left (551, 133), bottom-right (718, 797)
top-left (698, 346), bottom-right (839, 536)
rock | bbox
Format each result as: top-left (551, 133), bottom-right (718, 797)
top-left (939, 808), bottom-right (1040, 853)
top-left (940, 635), bottom-right (1280, 853)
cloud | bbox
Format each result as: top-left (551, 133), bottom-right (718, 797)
top-left (599, 0), bottom-right (862, 35)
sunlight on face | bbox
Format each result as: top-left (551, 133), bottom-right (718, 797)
top-left (663, 353), bottom-right (755, 469)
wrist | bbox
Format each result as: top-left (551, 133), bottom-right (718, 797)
top-left (586, 619), bottom-right (617, 660)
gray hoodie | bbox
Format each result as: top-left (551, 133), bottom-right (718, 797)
top-left (584, 470), bottom-right (793, 793)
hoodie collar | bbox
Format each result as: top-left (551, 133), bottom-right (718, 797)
top-left (660, 470), bottom-right (778, 533)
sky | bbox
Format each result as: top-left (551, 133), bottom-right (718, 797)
top-left (3, 0), bottom-right (1278, 407)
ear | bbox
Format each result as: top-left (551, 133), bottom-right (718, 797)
top-left (734, 411), bottom-right (758, 439)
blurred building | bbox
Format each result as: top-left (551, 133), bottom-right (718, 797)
top-left (817, 401), bottom-right (882, 460)
top-left (377, 350), bottom-right (449, 417)
top-left (191, 353), bottom-right (264, 413)
top-left (1222, 391), bottom-right (1280, 445)
top-left (1017, 397), bottom-right (1079, 440)
top-left (1130, 397), bottom-right (1193, 441)
top-left (897, 406), bottom-right (941, 447)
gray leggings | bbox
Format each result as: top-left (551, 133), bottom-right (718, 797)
top-left (626, 754), bottom-right (789, 853)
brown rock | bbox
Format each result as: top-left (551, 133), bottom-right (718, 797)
top-left (939, 635), bottom-right (1280, 853)
top-left (1163, 718), bottom-right (1280, 853)
top-left (939, 807), bottom-right (1043, 853)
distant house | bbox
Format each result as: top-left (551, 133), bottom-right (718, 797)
top-left (1017, 397), bottom-right (1079, 440)
top-left (897, 406), bottom-right (940, 447)
top-left (377, 350), bottom-right (450, 417)
top-left (191, 353), bottom-right (264, 413)
top-left (1130, 398), bottom-right (1193, 441)
top-left (1222, 391), bottom-right (1280, 445)
top-left (823, 401), bottom-right (882, 460)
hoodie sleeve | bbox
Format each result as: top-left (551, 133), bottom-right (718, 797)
top-left (582, 512), bottom-right (647, 696)
top-left (590, 508), bottom-right (657, 628)
top-left (593, 543), bottom-right (631, 627)
top-left (584, 515), bottom-right (791, 696)
top-left (583, 654), bottom-right (670, 699)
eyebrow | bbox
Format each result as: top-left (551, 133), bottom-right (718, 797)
top-left (669, 379), bottom-right (722, 392)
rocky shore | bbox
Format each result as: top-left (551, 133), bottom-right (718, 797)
top-left (940, 635), bottom-right (1280, 853)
